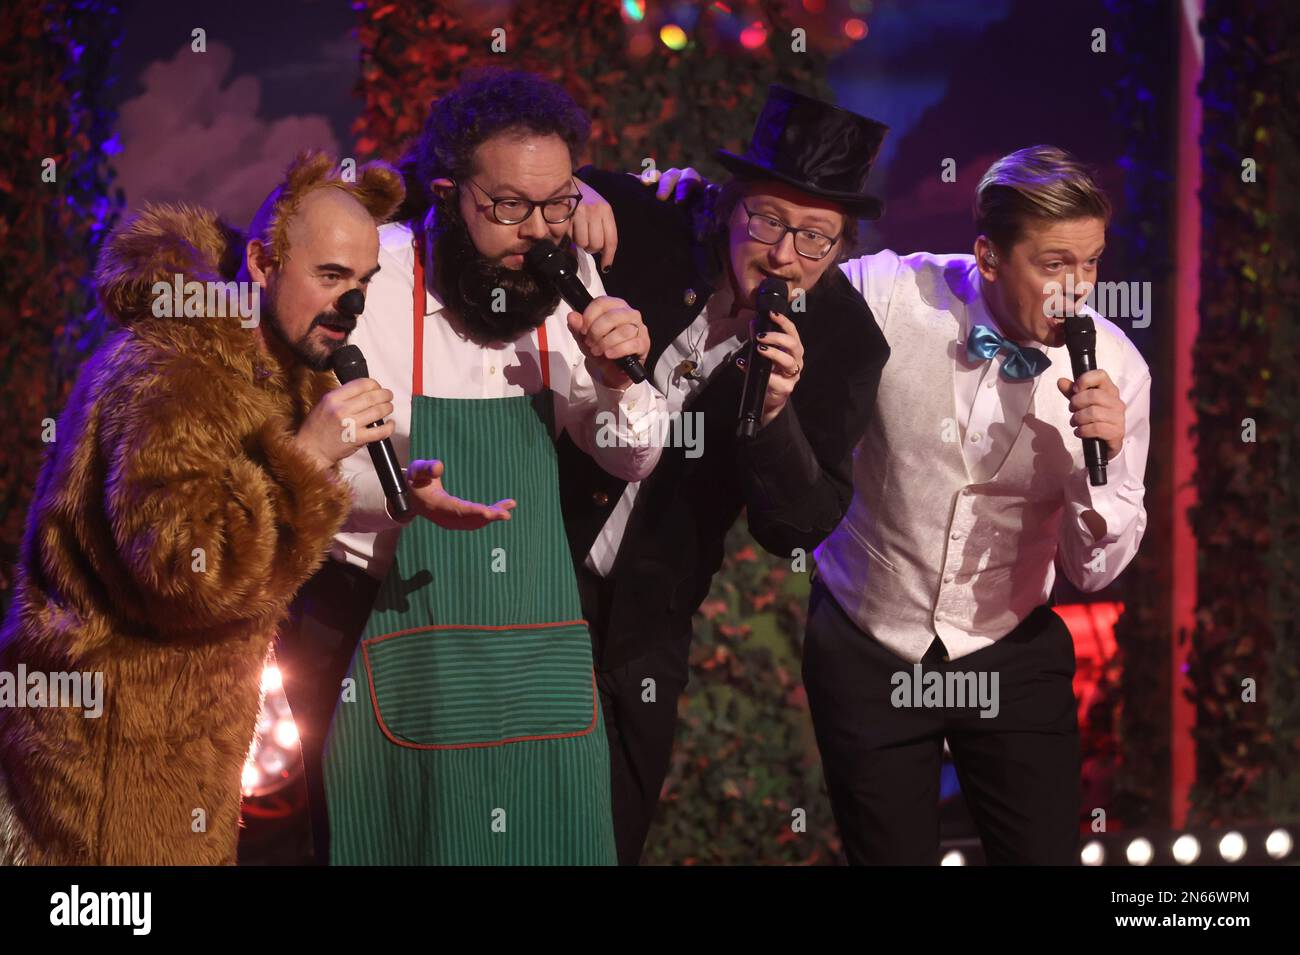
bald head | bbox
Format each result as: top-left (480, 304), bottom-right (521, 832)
top-left (285, 188), bottom-right (376, 262)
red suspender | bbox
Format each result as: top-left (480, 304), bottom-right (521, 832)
top-left (411, 231), bottom-right (425, 398)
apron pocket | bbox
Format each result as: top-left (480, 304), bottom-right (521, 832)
top-left (361, 620), bottom-right (598, 749)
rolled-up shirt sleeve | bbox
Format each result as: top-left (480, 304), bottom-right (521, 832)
top-left (1057, 368), bottom-right (1151, 592)
top-left (558, 351), bottom-right (664, 482)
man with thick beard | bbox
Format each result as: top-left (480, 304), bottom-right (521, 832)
top-left (277, 70), bottom-right (664, 865)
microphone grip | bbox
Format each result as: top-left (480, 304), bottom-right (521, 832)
top-left (366, 437), bottom-right (411, 520)
top-left (554, 275), bottom-right (648, 385)
top-left (1068, 350), bottom-right (1107, 487)
top-left (737, 308), bottom-right (782, 439)
top-left (330, 344), bottom-right (413, 516)
top-left (737, 344), bottom-right (775, 439)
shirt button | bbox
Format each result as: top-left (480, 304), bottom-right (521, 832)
top-left (951, 532), bottom-right (962, 541)
top-left (970, 432), bottom-right (981, 442)
top-left (592, 491), bottom-right (610, 506)
top-left (489, 366), bottom-right (496, 375)
top-left (944, 574), bottom-right (954, 583)
top-left (684, 288), bottom-right (697, 306)
top-left (986, 379), bottom-right (996, 389)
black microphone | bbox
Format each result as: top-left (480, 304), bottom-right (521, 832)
top-left (330, 344), bottom-right (412, 519)
top-left (523, 239), bottom-right (648, 384)
top-left (737, 276), bottom-right (788, 439)
top-left (1064, 313), bottom-right (1107, 487)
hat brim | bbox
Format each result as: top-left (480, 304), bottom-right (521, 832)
top-left (716, 150), bottom-right (884, 220)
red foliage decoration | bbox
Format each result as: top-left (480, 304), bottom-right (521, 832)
top-left (1187, 0), bottom-right (1300, 824)
top-left (0, 1), bottom-right (124, 610)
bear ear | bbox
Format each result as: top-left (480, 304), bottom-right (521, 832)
top-left (95, 203), bottom-right (237, 324)
top-left (350, 161), bottom-right (406, 224)
top-left (282, 149), bottom-right (335, 191)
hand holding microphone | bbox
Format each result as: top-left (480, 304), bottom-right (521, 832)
top-left (738, 277), bottom-right (805, 438)
top-left (329, 344), bottom-right (515, 528)
top-left (1060, 313), bottom-right (1125, 486)
top-left (330, 344), bottom-right (412, 518)
top-left (524, 239), bottom-right (649, 387)
top-left (292, 374), bottom-right (396, 475)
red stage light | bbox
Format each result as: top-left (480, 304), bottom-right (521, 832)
top-left (843, 18), bottom-right (868, 40)
top-left (1055, 601), bottom-right (1123, 724)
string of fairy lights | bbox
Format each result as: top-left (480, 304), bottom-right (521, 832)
top-left (618, 0), bottom-right (872, 55)
top-left (938, 828), bottom-right (1295, 867)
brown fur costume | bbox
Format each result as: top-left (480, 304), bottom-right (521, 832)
top-left (0, 199), bottom-right (363, 864)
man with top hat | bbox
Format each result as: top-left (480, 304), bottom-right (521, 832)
top-left (561, 86), bottom-right (892, 864)
top-left (653, 144), bottom-right (1150, 864)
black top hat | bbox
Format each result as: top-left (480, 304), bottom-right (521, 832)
top-left (716, 85), bottom-right (887, 220)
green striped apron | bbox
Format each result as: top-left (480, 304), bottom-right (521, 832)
top-left (321, 236), bottom-right (616, 865)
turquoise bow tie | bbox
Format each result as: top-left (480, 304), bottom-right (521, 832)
top-left (965, 323), bottom-right (1051, 381)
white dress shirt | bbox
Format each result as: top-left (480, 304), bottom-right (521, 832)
top-left (815, 250), bottom-right (1151, 663)
top-left (583, 283), bottom-right (752, 576)
top-left (332, 221), bottom-right (664, 581)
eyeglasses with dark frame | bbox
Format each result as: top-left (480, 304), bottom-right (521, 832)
top-left (742, 203), bottom-right (841, 260)
top-left (464, 178), bottom-right (583, 225)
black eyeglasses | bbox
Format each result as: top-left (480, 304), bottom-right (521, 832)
top-left (742, 204), bottom-right (840, 260)
top-left (464, 179), bottom-right (582, 225)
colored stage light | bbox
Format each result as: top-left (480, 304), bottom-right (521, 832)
top-left (843, 18), bottom-right (868, 40)
top-left (621, 0), bottom-right (646, 23)
top-left (739, 22), bottom-right (766, 49)
top-left (660, 24), bottom-right (688, 50)
top-left (1080, 840), bottom-right (1105, 865)
top-left (242, 659), bottom-right (303, 798)
top-left (261, 664), bottom-right (282, 692)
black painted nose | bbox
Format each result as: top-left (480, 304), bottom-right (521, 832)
top-left (337, 289), bottom-right (365, 317)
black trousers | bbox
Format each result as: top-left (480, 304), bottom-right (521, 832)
top-left (595, 634), bottom-right (692, 865)
top-left (275, 560), bottom-right (380, 866)
top-left (802, 576), bottom-right (1081, 866)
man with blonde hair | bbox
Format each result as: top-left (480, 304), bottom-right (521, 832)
top-left (803, 144), bottom-right (1151, 864)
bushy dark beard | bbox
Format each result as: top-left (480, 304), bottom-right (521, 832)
top-left (428, 195), bottom-right (566, 345)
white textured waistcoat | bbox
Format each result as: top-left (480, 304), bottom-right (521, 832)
top-left (816, 252), bottom-right (1135, 663)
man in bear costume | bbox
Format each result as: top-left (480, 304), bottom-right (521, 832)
top-left (0, 152), bottom-right (415, 865)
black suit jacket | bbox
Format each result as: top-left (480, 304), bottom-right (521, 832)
top-left (560, 167), bottom-right (889, 669)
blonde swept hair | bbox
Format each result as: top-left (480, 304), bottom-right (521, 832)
top-left (974, 145), bottom-right (1111, 251)
top-left (247, 150), bottom-right (406, 267)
